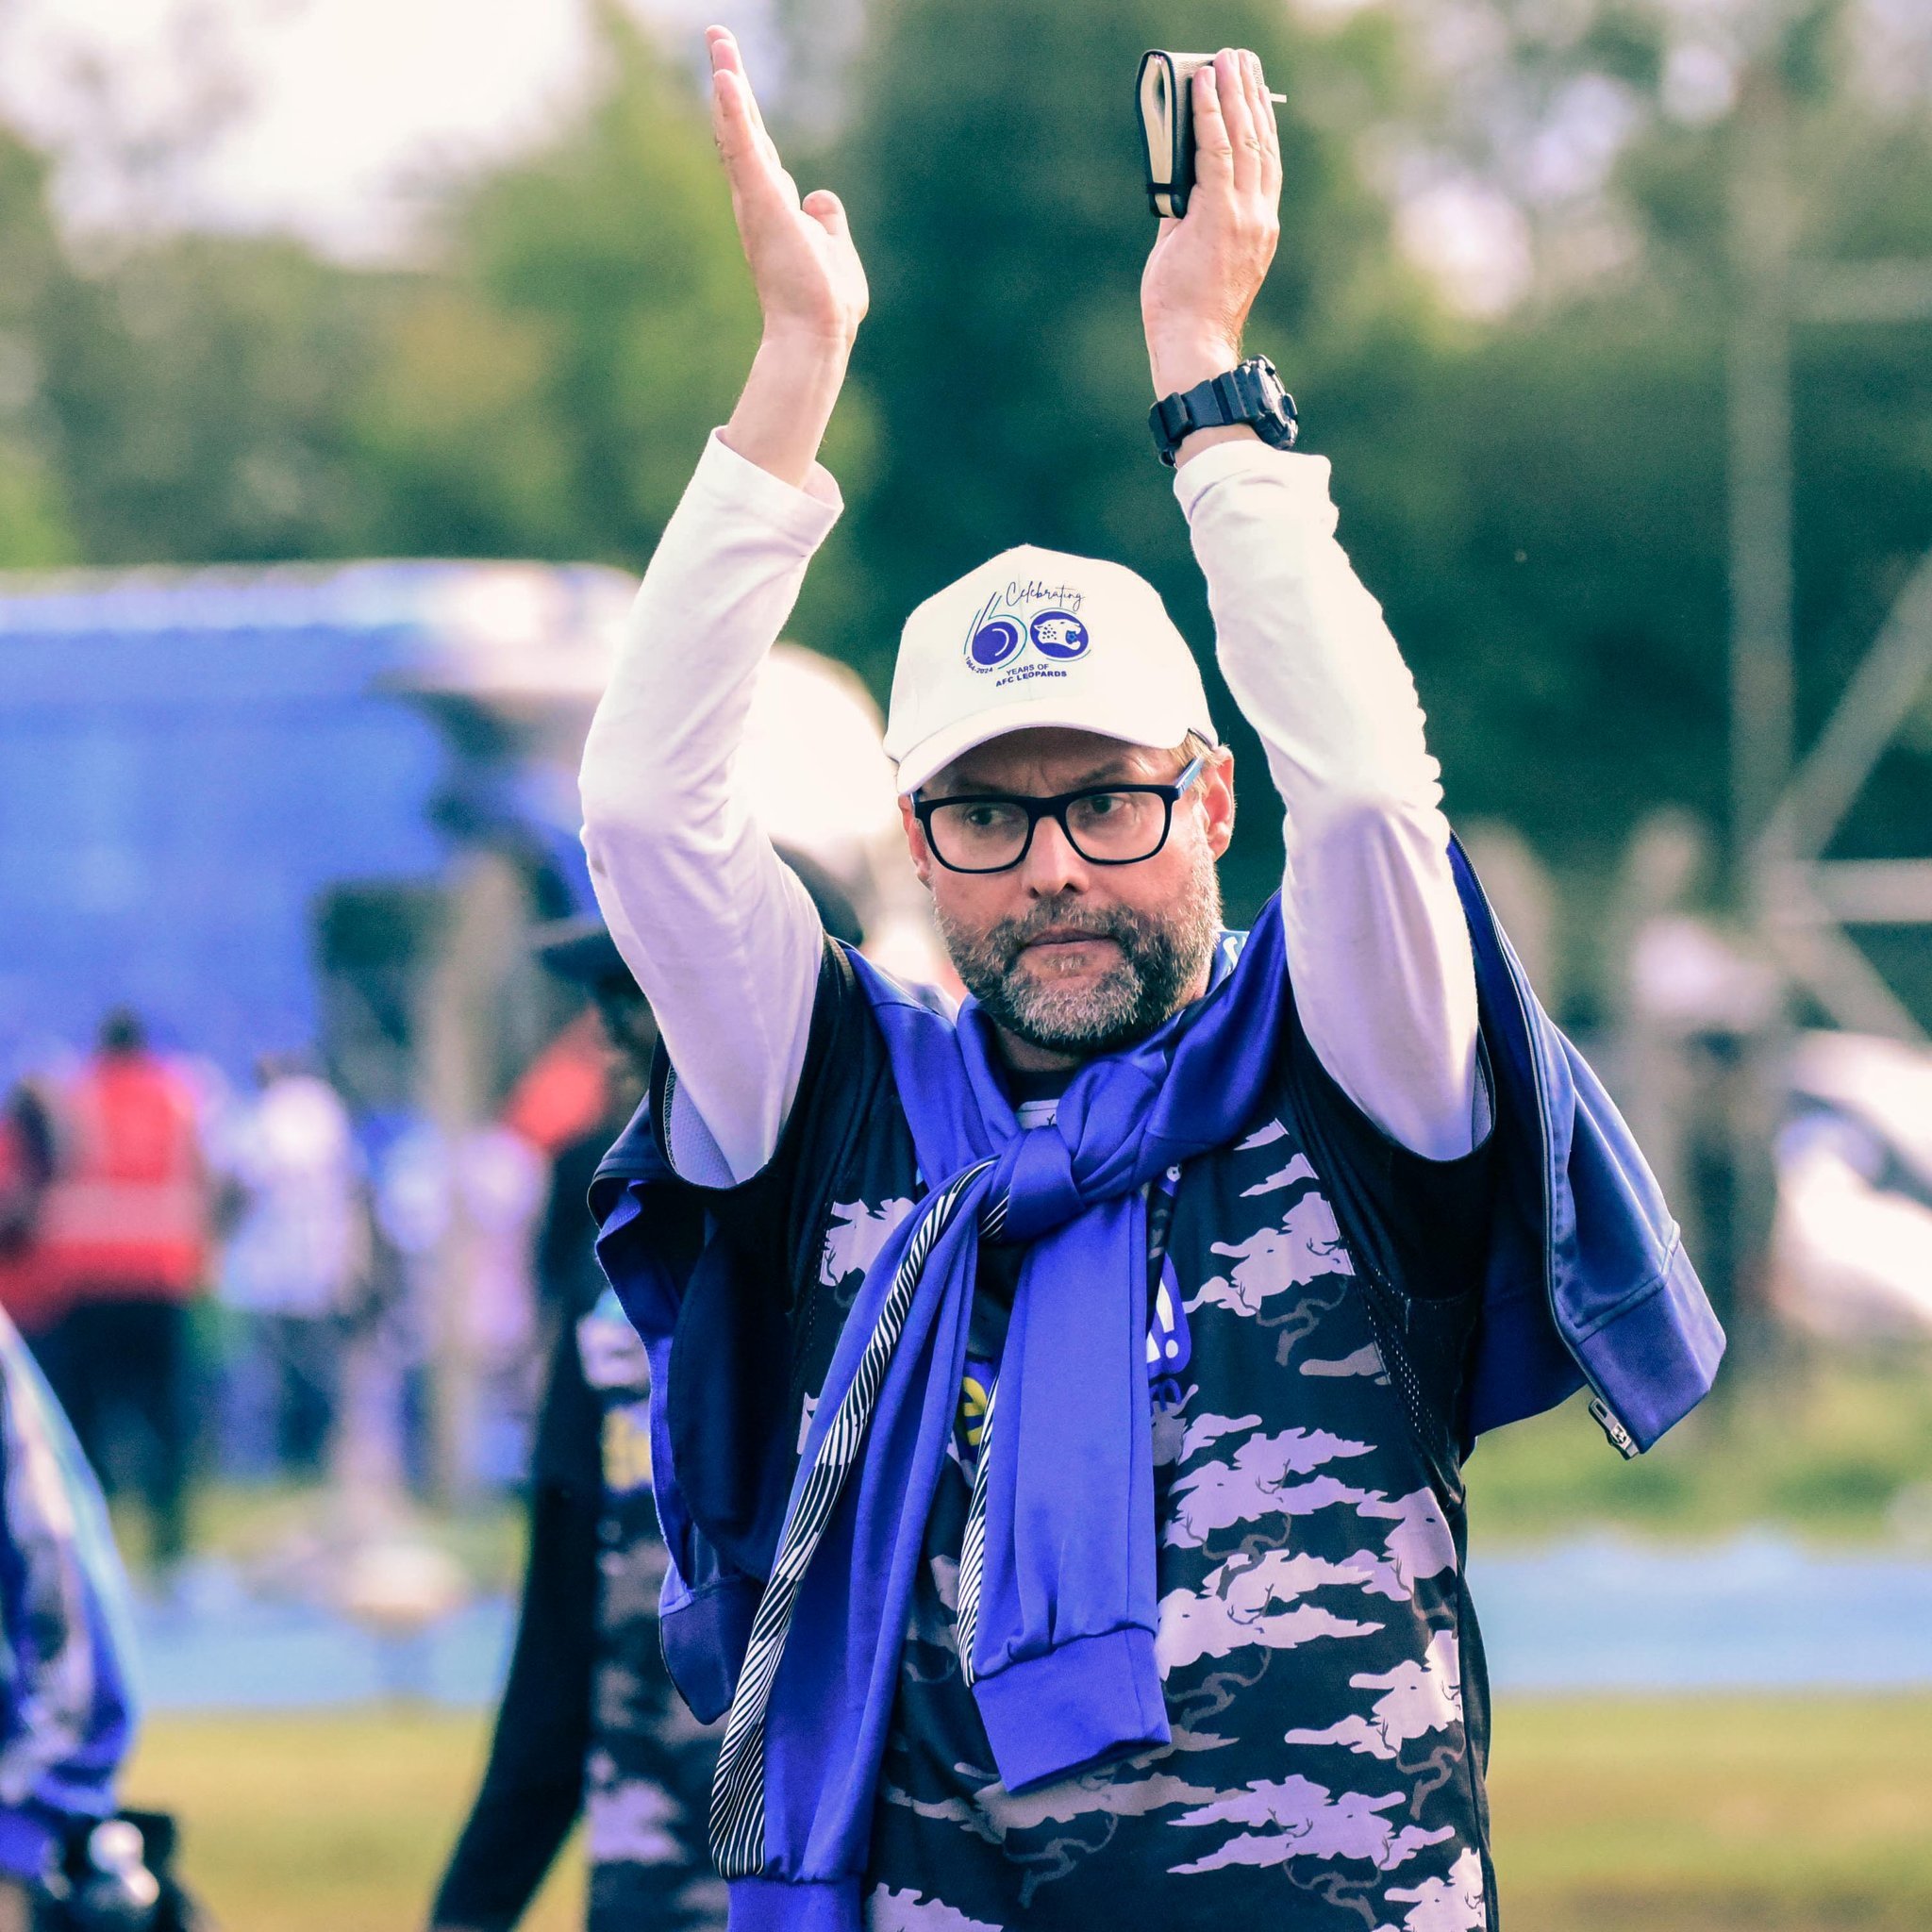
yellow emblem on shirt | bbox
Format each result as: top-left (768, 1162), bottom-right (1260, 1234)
top-left (958, 1373), bottom-right (991, 1450)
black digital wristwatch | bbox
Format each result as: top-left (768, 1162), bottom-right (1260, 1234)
top-left (1149, 355), bottom-right (1298, 467)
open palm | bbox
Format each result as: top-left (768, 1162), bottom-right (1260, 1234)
top-left (708, 27), bottom-right (868, 348)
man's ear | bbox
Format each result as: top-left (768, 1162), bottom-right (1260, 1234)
top-left (899, 795), bottom-right (935, 890)
top-left (1201, 747), bottom-right (1236, 859)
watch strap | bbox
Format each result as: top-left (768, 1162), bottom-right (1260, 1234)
top-left (1149, 358), bottom-right (1299, 467)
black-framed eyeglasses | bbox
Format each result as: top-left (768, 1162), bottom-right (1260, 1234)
top-left (913, 756), bottom-right (1207, 875)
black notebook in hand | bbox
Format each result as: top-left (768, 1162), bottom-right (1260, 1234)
top-left (1137, 49), bottom-right (1286, 219)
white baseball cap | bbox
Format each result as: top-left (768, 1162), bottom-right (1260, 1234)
top-left (883, 542), bottom-right (1218, 796)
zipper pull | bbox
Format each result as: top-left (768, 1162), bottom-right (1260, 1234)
top-left (1589, 1396), bottom-right (1640, 1459)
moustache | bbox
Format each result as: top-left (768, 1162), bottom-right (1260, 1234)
top-left (988, 900), bottom-right (1144, 969)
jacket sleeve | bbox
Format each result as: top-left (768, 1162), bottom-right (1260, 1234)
top-left (0, 1314), bottom-right (137, 1880)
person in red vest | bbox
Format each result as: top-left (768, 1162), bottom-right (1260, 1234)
top-left (35, 1009), bottom-right (210, 1573)
top-left (0, 1081), bottom-right (59, 1342)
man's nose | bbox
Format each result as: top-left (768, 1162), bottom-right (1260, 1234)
top-left (1020, 812), bottom-right (1091, 898)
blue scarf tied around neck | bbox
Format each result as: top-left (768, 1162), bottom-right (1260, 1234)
top-left (714, 896), bottom-right (1293, 1930)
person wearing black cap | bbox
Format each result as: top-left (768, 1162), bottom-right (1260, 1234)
top-left (429, 856), bottom-right (863, 1932)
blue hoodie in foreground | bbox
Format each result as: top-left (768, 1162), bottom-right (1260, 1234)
top-left (0, 1310), bottom-right (138, 1883)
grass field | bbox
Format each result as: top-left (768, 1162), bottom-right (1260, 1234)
top-left (135, 1356), bottom-right (1932, 1584)
top-left (123, 1708), bottom-right (585, 1932)
top-left (120, 1695), bottom-right (1932, 1931)
top-left (1492, 1695), bottom-right (1932, 1930)
top-left (1466, 1357), bottom-right (1932, 1546)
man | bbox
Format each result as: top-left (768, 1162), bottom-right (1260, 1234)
top-left (434, 859), bottom-right (864, 1932)
top-left (214, 1056), bottom-right (367, 1478)
top-left (580, 31), bottom-right (1721, 1932)
top-left (429, 920), bottom-right (724, 1932)
top-left (35, 1011), bottom-right (210, 1572)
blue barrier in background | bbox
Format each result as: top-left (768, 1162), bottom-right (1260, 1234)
top-left (0, 559), bottom-right (625, 1079)
top-left (125, 1535), bottom-right (1932, 1712)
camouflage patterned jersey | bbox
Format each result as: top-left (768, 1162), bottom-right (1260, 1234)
top-left (687, 943), bottom-right (1498, 1932)
top-left (430, 1285), bottom-right (729, 1932)
top-left (576, 1289), bottom-right (730, 1932)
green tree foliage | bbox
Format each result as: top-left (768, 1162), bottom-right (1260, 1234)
top-left (344, 280), bottom-right (579, 560)
top-left (0, 0), bottom-right (1923, 969)
top-left (39, 232), bottom-right (380, 563)
top-left (1401, 0), bottom-right (1932, 896)
top-left (353, 4), bottom-right (767, 566)
top-left (8, 5), bottom-right (788, 575)
top-left (822, 0), bottom-right (1436, 911)
top-left (0, 131), bottom-right (84, 566)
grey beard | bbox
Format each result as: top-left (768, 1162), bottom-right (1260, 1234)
top-left (937, 858), bottom-right (1224, 1059)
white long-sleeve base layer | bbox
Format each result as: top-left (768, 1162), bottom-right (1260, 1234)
top-left (578, 428), bottom-right (1479, 1182)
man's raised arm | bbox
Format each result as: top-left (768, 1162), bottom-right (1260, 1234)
top-left (577, 25), bottom-right (868, 1184)
top-left (1141, 53), bottom-right (1479, 1161)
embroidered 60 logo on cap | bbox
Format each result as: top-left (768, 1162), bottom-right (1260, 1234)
top-left (885, 541), bottom-right (1218, 795)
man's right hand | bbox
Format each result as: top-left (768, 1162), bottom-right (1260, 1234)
top-left (708, 26), bottom-right (868, 352)
top-left (708, 25), bottom-right (863, 488)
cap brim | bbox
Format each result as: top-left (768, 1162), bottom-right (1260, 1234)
top-left (532, 918), bottom-right (632, 988)
top-left (891, 692), bottom-right (1214, 795)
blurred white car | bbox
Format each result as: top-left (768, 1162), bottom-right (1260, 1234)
top-left (1774, 1030), bottom-right (1932, 1341)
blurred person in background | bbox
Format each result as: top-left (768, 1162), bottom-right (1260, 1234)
top-left (33, 1012), bottom-right (209, 1574)
top-left (455, 1122), bottom-right (548, 1489)
top-left (501, 1005), bottom-right (629, 1340)
top-left (0, 1083), bottom-right (59, 1346)
top-left (362, 1110), bottom-right (546, 1498)
top-left (1608, 812), bottom-right (1783, 1362)
top-left (431, 854), bottom-right (863, 1932)
top-left (212, 1055), bottom-right (369, 1480)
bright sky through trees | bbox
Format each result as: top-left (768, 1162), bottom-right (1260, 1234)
top-left (0, 0), bottom-right (777, 259)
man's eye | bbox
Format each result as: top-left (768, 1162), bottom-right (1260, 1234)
top-left (1080, 792), bottom-right (1128, 819)
top-left (963, 804), bottom-right (1018, 831)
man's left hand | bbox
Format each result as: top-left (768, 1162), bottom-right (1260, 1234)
top-left (1140, 47), bottom-right (1282, 402)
